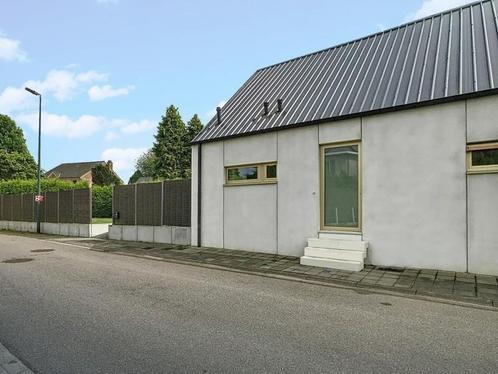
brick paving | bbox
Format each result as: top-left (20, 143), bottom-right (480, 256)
top-left (46, 237), bottom-right (498, 308)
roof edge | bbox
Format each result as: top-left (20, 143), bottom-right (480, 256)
top-left (191, 88), bottom-right (498, 145)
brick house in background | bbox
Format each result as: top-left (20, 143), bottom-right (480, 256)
top-left (45, 161), bottom-right (122, 187)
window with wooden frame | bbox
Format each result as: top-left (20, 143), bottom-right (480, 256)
top-left (225, 162), bottom-right (277, 185)
top-left (467, 142), bottom-right (498, 174)
top-left (321, 141), bottom-right (361, 232)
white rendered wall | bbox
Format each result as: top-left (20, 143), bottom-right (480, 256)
top-left (466, 95), bottom-right (498, 275)
top-left (277, 126), bottom-right (320, 256)
top-left (362, 102), bottom-right (467, 271)
top-left (319, 118), bottom-right (361, 144)
top-left (224, 185), bottom-right (277, 253)
top-left (223, 132), bottom-right (278, 253)
top-left (201, 142), bottom-right (224, 248)
top-left (467, 95), bottom-right (498, 142)
top-left (468, 174), bottom-right (498, 275)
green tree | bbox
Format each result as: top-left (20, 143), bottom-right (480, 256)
top-left (152, 105), bottom-right (186, 179)
top-left (0, 114), bottom-right (37, 180)
top-left (128, 170), bottom-right (143, 184)
top-left (91, 164), bottom-right (122, 186)
top-left (128, 150), bottom-right (157, 183)
top-left (136, 150), bottom-right (157, 177)
top-left (181, 114), bottom-right (203, 178)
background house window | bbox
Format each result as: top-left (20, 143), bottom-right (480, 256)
top-left (225, 163), bottom-right (277, 185)
top-left (467, 142), bottom-right (498, 174)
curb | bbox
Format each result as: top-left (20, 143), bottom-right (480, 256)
top-left (0, 342), bottom-right (34, 374)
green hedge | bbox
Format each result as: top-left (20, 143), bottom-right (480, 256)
top-left (0, 178), bottom-right (88, 194)
top-left (92, 185), bottom-right (112, 218)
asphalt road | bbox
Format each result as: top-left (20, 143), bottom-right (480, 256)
top-left (0, 233), bottom-right (497, 374)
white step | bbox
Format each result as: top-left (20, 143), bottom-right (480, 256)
top-left (308, 238), bottom-right (368, 251)
top-left (304, 247), bottom-right (364, 262)
top-left (318, 231), bottom-right (363, 241)
top-left (300, 256), bottom-right (363, 272)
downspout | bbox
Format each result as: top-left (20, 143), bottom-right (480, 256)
top-left (197, 143), bottom-right (202, 247)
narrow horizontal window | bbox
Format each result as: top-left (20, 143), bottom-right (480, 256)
top-left (227, 166), bottom-right (258, 181)
top-left (225, 162), bottom-right (277, 185)
top-left (266, 164), bottom-right (277, 179)
top-left (467, 142), bottom-right (498, 174)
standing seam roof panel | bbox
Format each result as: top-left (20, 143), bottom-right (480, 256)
top-left (193, 0), bottom-right (498, 144)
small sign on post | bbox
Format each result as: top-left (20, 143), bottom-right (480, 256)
top-left (35, 195), bottom-right (44, 203)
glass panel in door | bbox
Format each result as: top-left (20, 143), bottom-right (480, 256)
top-left (323, 144), bottom-right (359, 229)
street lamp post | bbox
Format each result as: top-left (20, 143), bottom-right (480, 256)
top-left (25, 87), bottom-right (42, 234)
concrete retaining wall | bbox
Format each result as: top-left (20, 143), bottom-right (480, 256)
top-left (108, 225), bottom-right (190, 245)
top-left (0, 221), bottom-right (108, 238)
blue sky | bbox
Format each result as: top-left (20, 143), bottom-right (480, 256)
top-left (0, 0), bottom-right (475, 182)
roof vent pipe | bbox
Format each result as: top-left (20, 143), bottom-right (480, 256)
top-left (216, 107), bottom-right (222, 125)
top-left (277, 98), bottom-right (283, 112)
top-left (263, 101), bottom-right (270, 116)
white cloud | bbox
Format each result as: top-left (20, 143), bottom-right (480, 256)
top-left (76, 70), bottom-right (108, 83)
top-left (0, 86), bottom-right (34, 114)
top-left (0, 68), bottom-right (123, 114)
top-left (105, 131), bottom-right (119, 141)
top-left (0, 33), bottom-right (27, 62)
top-left (120, 120), bottom-right (155, 134)
top-left (15, 111), bottom-right (154, 139)
top-left (409, 0), bottom-right (476, 20)
top-left (97, 0), bottom-right (119, 3)
top-left (204, 100), bottom-right (227, 121)
top-left (88, 84), bottom-right (134, 101)
top-left (17, 112), bottom-right (106, 138)
top-left (101, 147), bottom-right (147, 171)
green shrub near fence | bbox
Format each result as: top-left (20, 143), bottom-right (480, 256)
top-left (0, 178), bottom-right (88, 194)
top-left (92, 185), bottom-right (112, 218)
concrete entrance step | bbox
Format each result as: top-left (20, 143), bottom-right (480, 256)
top-left (300, 256), bottom-right (363, 272)
top-left (304, 247), bottom-right (364, 262)
top-left (308, 238), bottom-right (368, 252)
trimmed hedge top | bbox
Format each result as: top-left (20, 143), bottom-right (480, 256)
top-left (0, 178), bottom-right (88, 194)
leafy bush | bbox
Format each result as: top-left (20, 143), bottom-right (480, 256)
top-left (92, 185), bottom-right (112, 218)
top-left (0, 178), bottom-right (88, 194)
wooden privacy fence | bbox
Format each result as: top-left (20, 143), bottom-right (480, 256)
top-left (113, 180), bottom-right (191, 227)
top-left (0, 189), bottom-right (92, 224)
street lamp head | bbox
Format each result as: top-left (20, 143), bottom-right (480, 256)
top-left (25, 87), bottom-right (40, 96)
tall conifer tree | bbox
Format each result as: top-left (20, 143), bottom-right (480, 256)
top-left (152, 106), bottom-right (186, 179)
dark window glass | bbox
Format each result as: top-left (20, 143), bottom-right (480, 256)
top-left (472, 149), bottom-right (498, 166)
top-left (227, 167), bottom-right (258, 181)
top-left (266, 164), bottom-right (277, 179)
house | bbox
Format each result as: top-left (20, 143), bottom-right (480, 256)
top-left (191, 0), bottom-right (498, 276)
top-left (45, 160), bottom-right (122, 187)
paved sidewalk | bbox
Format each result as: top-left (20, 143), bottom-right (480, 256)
top-left (0, 343), bottom-right (33, 374)
top-left (43, 236), bottom-right (498, 308)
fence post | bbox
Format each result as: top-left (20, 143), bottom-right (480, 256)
top-left (160, 181), bottom-right (164, 226)
top-left (72, 189), bottom-right (75, 224)
top-left (111, 185), bottom-right (115, 225)
top-left (134, 183), bottom-right (138, 240)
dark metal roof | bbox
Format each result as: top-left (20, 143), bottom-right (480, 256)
top-left (194, 0), bottom-right (498, 143)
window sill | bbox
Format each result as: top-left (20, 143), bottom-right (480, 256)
top-left (467, 169), bottom-right (498, 175)
top-left (224, 181), bottom-right (277, 187)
